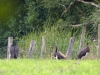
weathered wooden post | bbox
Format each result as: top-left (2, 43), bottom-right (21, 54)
top-left (79, 26), bottom-right (86, 51)
top-left (7, 37), bottom-right (13, 59)
top-left (97, 24), bottom-right (100, 56)
top-left (28, 40), bottom-right (36, 58)
top-left (40, 36), bottom-right (45, 58)
top-left (66, 37), bottom-right (74, 59)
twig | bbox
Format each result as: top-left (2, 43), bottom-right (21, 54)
top-left (61, 0), bottom-right (76, 16)
top-left (75, 6), bottom-right (84, 16)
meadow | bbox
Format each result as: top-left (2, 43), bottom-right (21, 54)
top-left (1, 19), bottom-right (98, 75)
top-left (0, 59), bottom-right (100, 75)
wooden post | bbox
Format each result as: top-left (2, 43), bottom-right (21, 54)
top-left (79, 26), bottom-right (86, 51)
top-left (97, 24), bottom-right (100, 56)
top-left (66, 37), bottom-right (74, 59)
top-left (7, 37), bottom-right (13, 59)
top-left (40, 36), bottom-right (45, 58)
top-left (28, 40), bottom-right (36, 58)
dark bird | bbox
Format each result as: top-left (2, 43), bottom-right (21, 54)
top-left (52, 47), bottom-right (66, 60)
top-left (77, 43), bottom-right (90, 59)
top-left (10, 44), bottom-right (19, 59)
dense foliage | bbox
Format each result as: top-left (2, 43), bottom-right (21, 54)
top-left (0, 0), bottom-right (97, 42)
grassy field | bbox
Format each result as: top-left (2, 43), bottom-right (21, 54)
top-left (0, 59), bottom-right (100, 75)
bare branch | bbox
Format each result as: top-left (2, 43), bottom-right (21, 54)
top-left (71, 22), bottom-right (93, 27)
top-left (59, 22), bottom-right (93, 28)
top-left (61, 0), bottom-right (100, 16)
top-left (61, 0), bottom-right (76, 16)
top-left (59, 4), bottom-right (66, 10)
top-left (77, 0), bottom-right (100, 9)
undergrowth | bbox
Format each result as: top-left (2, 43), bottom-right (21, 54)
top-left (17, 23), bottom-right (97, 59)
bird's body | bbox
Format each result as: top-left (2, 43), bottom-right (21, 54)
top-left (77, 43), bottom-right (90, 59)
top-left (52, 47), bottom-right (66, 60)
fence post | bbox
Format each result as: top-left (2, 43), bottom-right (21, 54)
top-left (66, 37), bottom-right (74, 59)
top-left (7, 37), bottom-right (13, 59)
top-left (28, 40), bottom-right (36, 58)
top-left (40, 36), bottom-right (45, 58)
top-left (79, 26), bottom-right (86, 51)
top-left (97, 24), bottom-right (100, 56)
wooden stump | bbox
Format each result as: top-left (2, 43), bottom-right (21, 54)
top-left (97, 24), bottom-right (100, 56)
top-left (28, 40), bottom-right (36, 58)
top-left (7, 37), bottom-right (13, 59)
top-left (79, 26), bottom-right (86, 51)
top-left (66, 37), bottom-right (74, 59)
top-left (40, 36), bottom-right (45, 58)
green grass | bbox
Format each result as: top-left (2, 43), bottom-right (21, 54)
top-left (0, 59), bottom-right (100, 75)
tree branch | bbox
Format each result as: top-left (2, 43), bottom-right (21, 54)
top-left (61, 0), bottom-right (76, 16)
top-left (60, 22), bottom-right (93, 28)
top-left (71, 22), bottom-right (93, 27)
top-left (61, 0), bottom-right (100, 16)
top-left (75, 6), bottom-right (84, 16)
top-left (77, 0), bottom-right (100, 9)
top-left (59, 4), bottom-right (66, 11)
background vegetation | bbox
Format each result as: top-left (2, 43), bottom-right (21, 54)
top-left (0, 0), bottom-right (100, 59)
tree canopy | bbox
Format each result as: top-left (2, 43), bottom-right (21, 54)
top-left (0, 0), bottom-right (100, 47)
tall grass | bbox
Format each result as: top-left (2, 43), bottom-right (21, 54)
top-left (18, 24), bottom-right (72, 58)
top-left (17, 21), bottom-right (97, 59)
